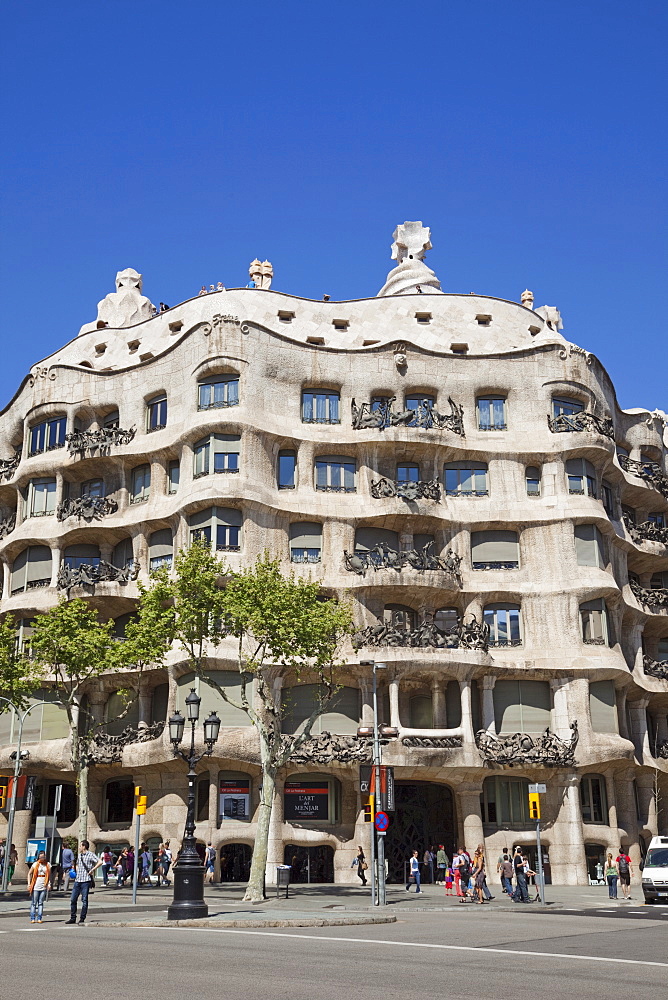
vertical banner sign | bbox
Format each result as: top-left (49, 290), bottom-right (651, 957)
top-left (219, 778), bottom-right (250, 820)
top-left (360, 766), bottom-right (395, 813)
top-left (284, 781), bottom-right (329, 821)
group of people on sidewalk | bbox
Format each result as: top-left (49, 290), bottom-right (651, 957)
top-left (604, 849), bottom-right (634, 900)
top-left (406, 845), bottom-right (497, 903)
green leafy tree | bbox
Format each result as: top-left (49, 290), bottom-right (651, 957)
top-left (30, 595), bottom-right (173, 840)
top-left (0, 614), bottom-right (43, 712)
top-left (141, 543), bottom-right (354, 902)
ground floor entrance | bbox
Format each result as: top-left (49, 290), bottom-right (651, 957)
top-left (219, 843), bottom-right (252, 882)
top-left (284, 845), bottom-right (334, 883)
top-left (385, 782), bottom-right (456, 883)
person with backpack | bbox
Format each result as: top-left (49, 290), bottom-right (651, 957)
top-left (616, 848), bottom-right (633, 899)
top-left (512, 846), bottom-right (529, 903)
top-left (457, 847), bottom-right (472, 902)
top-left (205, 843), bottom-right (216, 884)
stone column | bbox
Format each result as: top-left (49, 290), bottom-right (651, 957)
top-left (616, 688), bottom-right (630, 741)
top-left (550, 774), bottom-right (586, 885)
top-left (636, 773), bottom-right (658, 837)
top-left (389, 678), bottom-right (401, 729)
top-left (604, 771), bottom-right (620, 852)
top-left (628, 697), bottom-right (650, 759)
top-left (459, 679), bottom-right (475, 745)
top-left (359, 678), bottom-right (373, 726)
top-left (138, 680), bottom-right (151, 729)
top-left (10, 810), bottom-right (33, 884)
top-left (550, 676), bottom-right (572, 737)
top-left (480, 675), bottom-right (496, 733)
top-left (614, 767), bottom-right (640, 861)
top-left (432, 679), bottom-right (446, 728)
top-left (49, 546), bottom-right (61, 588)
top-left (458, 784), bottom-right (484, 854)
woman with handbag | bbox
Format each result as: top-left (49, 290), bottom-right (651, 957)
top-left (352, 846), bottom-right (368, 885)
top-left (28, 850), bottom-right (51, 923)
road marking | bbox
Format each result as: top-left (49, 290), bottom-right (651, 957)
top-left (138, 927), bottom-right (668, 968)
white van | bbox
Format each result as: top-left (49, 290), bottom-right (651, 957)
top-left (640, 836), bottom-right (668, 904)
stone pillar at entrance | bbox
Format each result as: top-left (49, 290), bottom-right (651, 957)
top-left (550, 774), bottom-right (586, 885)
top-left (10, 809), bottom-right (33, 884)
top-left (614, 767), bottom-right (640, 863)
top-left (389, 678), bottom-right (401, 730)
top-left (458, 785), bottom-right (484, 854)
top-left (480, 676), bottom-right (496, 733)
top-left (432, 680), bottom-right (446, 728)
top-left (459, 680), bottom-right (475, 745)
top-left (636, 773), bottom-right (659, 838)
top-left (604, 771), bottom-right (620, 852)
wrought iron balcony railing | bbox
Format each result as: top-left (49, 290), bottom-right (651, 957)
top-left (472, 561), bottom-right (519, 571)
top-left (0, 513), bottom-right (16, 539)
top-left (547, 411), bottom-right (614, 439)
top-left (57, 495), bottom-right (119, 523)
top-left (352, 613), bottom-right (489, 652)
top-left (630, 579), bottom-right (668, 610)
top-left (66, 426), bottom-right (136, 456)
top-left (352, 396), bottom-right (464, 436)
top-left (370, 478), bottom-right (441, 501)
top-left (643, 654), bottom-right (668, 681)
top-left (619, 455), bottom-right (668, 500)
top-left (622, 513), bottom-right (668, 546)
top-left (57, 560), bottom-right (140, 590)
top-left (475, 721), bottom-right (579, 767)
top-left (345, 543), bottom-right (462, 579)
top-left (0, 451), bottom-right (21, 481)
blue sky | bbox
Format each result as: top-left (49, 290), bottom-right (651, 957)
top-left (1, 0), bottom-right (665, 412)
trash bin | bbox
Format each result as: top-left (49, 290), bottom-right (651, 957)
top-left (276, 864), bottom-right (291, 899)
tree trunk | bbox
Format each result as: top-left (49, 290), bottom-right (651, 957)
top-left (243, 759), bottom-right (276, 903)
top-left (78, 762), bottom-right (89, 843)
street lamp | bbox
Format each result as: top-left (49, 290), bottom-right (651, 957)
top-left (358, 660), bottom-right (391, 906)
top-left (0, 696), bottom-right (58, 894)
top-left (167, 690), bottom-right (221, 920)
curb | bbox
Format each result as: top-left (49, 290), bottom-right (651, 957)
top-left (91, 914), bottom-right (397, 929)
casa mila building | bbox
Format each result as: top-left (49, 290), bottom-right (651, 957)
top-left (0, 223), bottom-right (666, 886)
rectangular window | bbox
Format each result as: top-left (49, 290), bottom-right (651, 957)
top-left (147, 395), bottom-right (167, 432)
top-left (405, 395), bottom-right (435, 426)
top-left (553, 397), bottom-right (584, 417)
top-left (216, 524), bottom-right (240, 551)
top-left (278, 451), bottom-right (297, 489)
top-left (29, 417), bottom-right (66, 456)
top-left (194, 435), bottom-right (240, 477)
top-left (198, 377), bottom-right (239, 410)
top-left (301, 390), bottom-right (340, 424)
top-left (477, 397), bottom-right (507, 431)
top-left (493, 680), bottom-right (551, 734)
top-left (168, 460), bottom-right (179, 494)
top-left (189, 507), bottom-right (242, 552)
top-left (82, 479), bottom-right (104, 498)
top-left (580, 776), bottom-right (607, 823)
top-left (214, 450), bottom-right (238, 473)
top-left (29, 478), bottom-right (56, 517)
top-left (525, 466), bottom-right (541, 496)
top-left (130, 465), bottom-right (150, 504)
top-left (566, 458), bottom-right (597, 497)
top-left (602, 481), bottom-right (614, 516)
top-left (580, 599), bottom-right (609, 644)
top-left (648, 512), bottom-right (666, 528)
top-left (589, 681), bottom-right (617, 734)
top-left (471, 530), bottom-right (519, 569)
top-left (289, 522), bottom-right (322, 563)
top-left (575, 524), bottom-right (606, 568)
top-left (444, 463), bottom-right (488, 496)
top-left (315, 457), bottom-right (356, 492)
top-left (397, 463), bottom-right (419, 483)
top-left (194, 438), bottom-right (210, 478)
top-left (484, 605), bottom-right (522, 646)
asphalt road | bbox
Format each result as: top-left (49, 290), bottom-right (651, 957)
top-left (2, 909), bottom-right (666, 1000)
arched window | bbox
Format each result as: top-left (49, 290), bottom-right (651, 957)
top-left (146, 394), bottom-right (167, 432)
top-left (580, 598), bottom-right (610, 645)
top-left (198, 373), bottom-right (239, 410)
top-left (482, 776), bottom-right (530, 826)
top-left (11, 546), bottom-right (52, 593)
top-left (405, 393), bottom-right (435, 426)
top-left (383, 604), bottom-right (416, 631)
top-left (444, 461), bottom-right (488, 497)
top-left (493, 680), bottom-right (550, 733)
top-left (580, 774), bottom-right (608, 824)
top-left (566, 458), bottom-right (597, 497)
top-left (289, 522), bottom-right (322, 564)
top-left (525, 466), bottom-right (541, 496)
top-left (574, 525), bottom-right (606, 568)
top-left (484, 604), bottom-right (522, 646)
top-left (471, 530), bottom-right (519, 570)
top-left (104, 778), bottom-right (135, 824)
top-left (149, 529), bottom-right (173, 571)
top-left (477, 395), bottom-right (507, 431)
top-left (282, 685), bottom-right (359, 735)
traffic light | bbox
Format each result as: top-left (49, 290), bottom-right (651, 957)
top-left (528, 792), bottom-right (540, 820)
top-left (363, 794), bottom-right (375, 823)
top-left (0, 781), bottom-right (7, 810)
top-left (134, 786), bottom-right (147, 815)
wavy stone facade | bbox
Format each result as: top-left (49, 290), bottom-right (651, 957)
top-left (1, 226), bottom-right (667, 886)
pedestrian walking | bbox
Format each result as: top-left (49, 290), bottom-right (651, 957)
top-left (139, 845), bottom-right (153, 885)
top-left (496, 846), bottom-right (509, 887)
top-left (6, 844), bottom-right (18, 886)
top-left (444, 865), bottom-right (454, 895)
top-left (456, 847), bottom-right (472, 901)
top-left (423, 848), bottom-right (434, 884)
top-left (351, 845), bottom-right (368, 885)
top-left (512, 846), bottom-right (529, 903)
top-left (205, 843), bottom-right (216, 884)
top-left (476, 843), bottom-right (494, 900)
top-left (436, 845), bottom-right (448, 884)
top-left (605, 852), bottom-right (618, 899)
top-left (161, 841), bottom-right (172, 885)
top-left (60, 842), bottom-right (75, 891)
top-left (616, 847), bottom-right (633, 899)
top-left (28, 850), bottom-right (51, 923)
top-left (100, 847), bottom-right (113, 886)
top-left (472, 847), bottom-right (486, 903)
top-left (115, 851), bottom-right (126, 887)
top-left (66, 840), bottom-right (102, 925)
top-left (500, 853), bottom-right (513, 895)
top-left (406, 850), bottom-right (421, 893)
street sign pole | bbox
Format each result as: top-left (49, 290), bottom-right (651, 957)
top-left (49, 785), bottom-right (62, 867)
top-left (132, 810), bottom-right (141, 905)
top-left (370, 796), bottom-right (376, 907)
top-left (372, 668), bottom-right (386, 906)
top-left (536, 818), bottom-right (546, 906)
top-left (528, 783), bottom-right (547, 906)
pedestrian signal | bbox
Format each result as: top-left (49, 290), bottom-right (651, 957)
top-left (363, 794), bottom-right (375, 823)
top-left (136, 795), bottom-right (147, 816)
top-left (528, 792), bottom-right (540, 820)
top-left (0, 782), bottom-right (7, 810)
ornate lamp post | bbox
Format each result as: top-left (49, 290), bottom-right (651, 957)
top-left (167, 689), bottom-right (221, 920)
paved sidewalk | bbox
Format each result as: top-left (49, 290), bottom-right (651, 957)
top-left (0, 878), bottom-right (649, 919)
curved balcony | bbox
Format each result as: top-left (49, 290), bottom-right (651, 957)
top-left (57, 495), bottom-right (119, 523)
top-left (370, 478), bottom-right (441, 501)
top-left (0, 451), bottom-right (21, 482)
top-left (66, 426), bottom-right (136, 458)
top-left (344, 543), bottom-right (461, 580)
top-left (622, 513), bottom-right (668, 547)
top-left (0, 512), bottom-right (16, 539)
top-left (629, 579), bottom-right (668, 612)
top-left (643, 654), bottom-right (668, 681)
top-left (352, 613), bottom-right (489, 652)
top-left (475, 722), bottom-right (579, 767)
top-left (619, 456), bottom-right (668, 501)
top-left (351, 396), bottom-right (465, 436)
top-left (57, 559), bottom-right (140, 591)
top-left (547, 411), bottom-right (614, 439)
